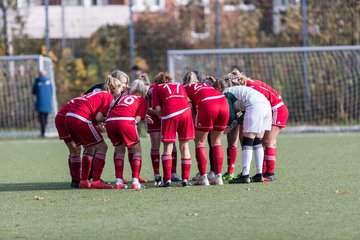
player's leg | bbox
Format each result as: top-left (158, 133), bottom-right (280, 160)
top-left (223, 125), bottom-right (239, 181)
top-left (114, 145), bottom-right (127, 189)
top-left (171, 144), bottom-right (181, 182)
top-left (65, 141), bottom-right (81, 188)
top-left (251, 132), bottom-right (265, 182)
top-left (90, 141), bottom-right (113, 189)
top-left (179, 139), bottom-right (192, 187)
top-left (262, 126), bottom-right (281, 181)
top-left (149, 131), bottom-right (162, 185)
top-left (194, 130), bottom-right (210, 186)
top-left (129, 143), bottom-right (144, 189)
top-left (161, 142), bottom-right (174, 187)
top-left (209, 130), bottom-right (225, 185)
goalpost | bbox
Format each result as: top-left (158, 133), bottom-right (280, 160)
top-left (0, 55), bottom-right (58, 138)
top-left (167, 45), bottom-right (360, 133)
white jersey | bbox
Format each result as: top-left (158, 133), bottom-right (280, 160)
top-left (223, 86), bottom-right (269, 112)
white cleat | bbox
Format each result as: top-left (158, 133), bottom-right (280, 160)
top-left (210, 174), bottom-right (224, 185)
top-left (115, 178), bottom-right (128, 189)
top-left (195, 174), bottom-right (210, 186)
top-left (207, 171), bottom-right (216, 181)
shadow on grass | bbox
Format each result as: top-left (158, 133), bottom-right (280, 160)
top-left (0, 182), bottom-right (71, 192)
top-left (0, 181), bottom-right (191, 192)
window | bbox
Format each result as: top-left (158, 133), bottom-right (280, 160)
top-left (223, 0), bottom-right (255, 11)
top-left (132, 0), bottom-right (165, 12)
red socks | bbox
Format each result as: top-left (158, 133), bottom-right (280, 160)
top-left (114, 152), bottom-right (125, 179)
top-left (212, 144), bottom-right (224, 175)
top-left (161, 154), bottom-right (172, 182)
top-left (131, 154), bottom-right (142, 179)
top-left (68, 155), bottom-right (81, 181)
top-left (92, 152), bottom-right (106, 181)
top-left (227, 146), bottom-right (238, 174)
top-left (264, 147), bottom-right (276, 174)
top-left (151, 148), bottom-right (160, 175)
top-left (81, 153), bottom-right (93, 181)
top-left (195, 144), bottom-right (207, 175)
top-left (181, 158), bottom-right (191, 181)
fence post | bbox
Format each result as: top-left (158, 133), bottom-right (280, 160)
top-left (301, 0), bottom-right (310, 120)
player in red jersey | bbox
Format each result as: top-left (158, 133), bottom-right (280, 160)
top-left (55, 100), bottom-right (82, 188)
top-left (152, 72), bottom-right (195, 187)
top-left (183, 73), bottom-right (229, 185)
top-left (106, 80), bottom-right (151, 190)
top-left (146, 78), bottom-right (181, 186)
top-left (230, 69), bottom-right (288, 181)
top-left (65, 73), bottom-right (127, 189)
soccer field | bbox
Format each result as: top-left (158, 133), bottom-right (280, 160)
top-left (1, 133), bottom-right (360, 240)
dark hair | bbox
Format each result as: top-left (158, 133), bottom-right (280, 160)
top-left (131, 65), bottom-right (141, 71)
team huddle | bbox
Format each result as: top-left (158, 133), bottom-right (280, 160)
top-left (55, 68), bottom-right (289, 189)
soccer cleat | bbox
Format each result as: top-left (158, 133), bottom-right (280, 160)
top-left (115, 178), bottom-right (128, 189)
top-left (250, 173), bottom-right (264, 182)
top-left (90, 180), bottom-right (114, 189)
top-left (79, 180), bottom-right (91, 189)
top-left (192, 172), bottom-right (201, 181)
top-left (154, 175), bottom-right (163, 186)
top-left (222, 172), bottom-right (235, 181)
top-left (207, 171), bottom-right (216, 181)
top-left (122, 179), bottom-right (128, 184)
top-left (131, 182), bottom-right (145, 190)
top-left (139, 177), bottom-right (148, 183)
top-left (182, 180), bottom-right (192, 187)
top-left (263, 173), bottom-right (276, 181)
top-left (160, 180), bottom-right (172, 188)
top-left (194, 174), bottom-right (210, 186)
top-left (171, 173), bottom-right (181, 182)
top-left (229, 174), bottom-right (250, 184)
top-left (71, 180), bottom-right (80, 188)
top-left (210, 174), bottom-right (224, 185)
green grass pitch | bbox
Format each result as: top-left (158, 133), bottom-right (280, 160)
top-left (1, 133), bottom-right (360, 240)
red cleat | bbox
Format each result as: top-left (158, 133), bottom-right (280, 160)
top-left (90, 180), bottom-right (114, 189)
top-left (139, 177), bottom-right (148, 183)
top-left (79, 180), bottom-right (91, 189)
top-left (123, 179), bottom-right (128, 184)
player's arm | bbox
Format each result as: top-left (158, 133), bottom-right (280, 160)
top-left (95, 112), bottom-right (106, 123)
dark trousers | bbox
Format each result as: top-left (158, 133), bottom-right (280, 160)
top-left (38, 112), bottom-right (49, 137)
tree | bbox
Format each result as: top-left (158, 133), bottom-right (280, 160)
top-left (0, 0), bottom-right (28, 55)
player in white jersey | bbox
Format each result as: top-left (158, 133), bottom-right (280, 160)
top-left (223, 85), bottom-right (272, 183)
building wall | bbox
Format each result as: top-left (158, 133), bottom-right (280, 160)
top-left (24, 5), bottom-right (129, 39)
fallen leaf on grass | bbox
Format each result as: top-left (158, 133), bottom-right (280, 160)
top-left (33, 196), bottom-right (45, 200)
top-left (186, 213), bottom-right (198, 216)
top-left (334, 189), bottom-right (351, 195)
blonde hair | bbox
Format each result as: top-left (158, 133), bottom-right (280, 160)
top-left (154, 72), bottom-right (173, 84)
top-left (111, 70), bottom-right (130, 89)
top-left (225, 69), bottom-right (247, 86)
top-left (130, 79), bottom-right (147, 97)
top-left (138, 73), bottom-right (150, 86)
top-left (104, 75), bottom-right (123, 95)
top-left (183, 71), bottom-right (199, 85)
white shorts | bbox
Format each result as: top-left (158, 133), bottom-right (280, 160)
top-left (243, 102), bottom-right (272, 134)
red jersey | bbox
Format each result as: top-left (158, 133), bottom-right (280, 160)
top-left (152, 83), bottom-right (190, 118)
top-left (246, 79), bottom-right (284, 108)
top-left (68, 91), bottom-right (114, 122)
top-left (147, 83), bottom-right (157, 108)
top-left (184, 82), bottom-right (224, 106)
top-left (57, 100), bottom-right (75, 117)
top-left (108, 94), bottom-right (147, 119)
